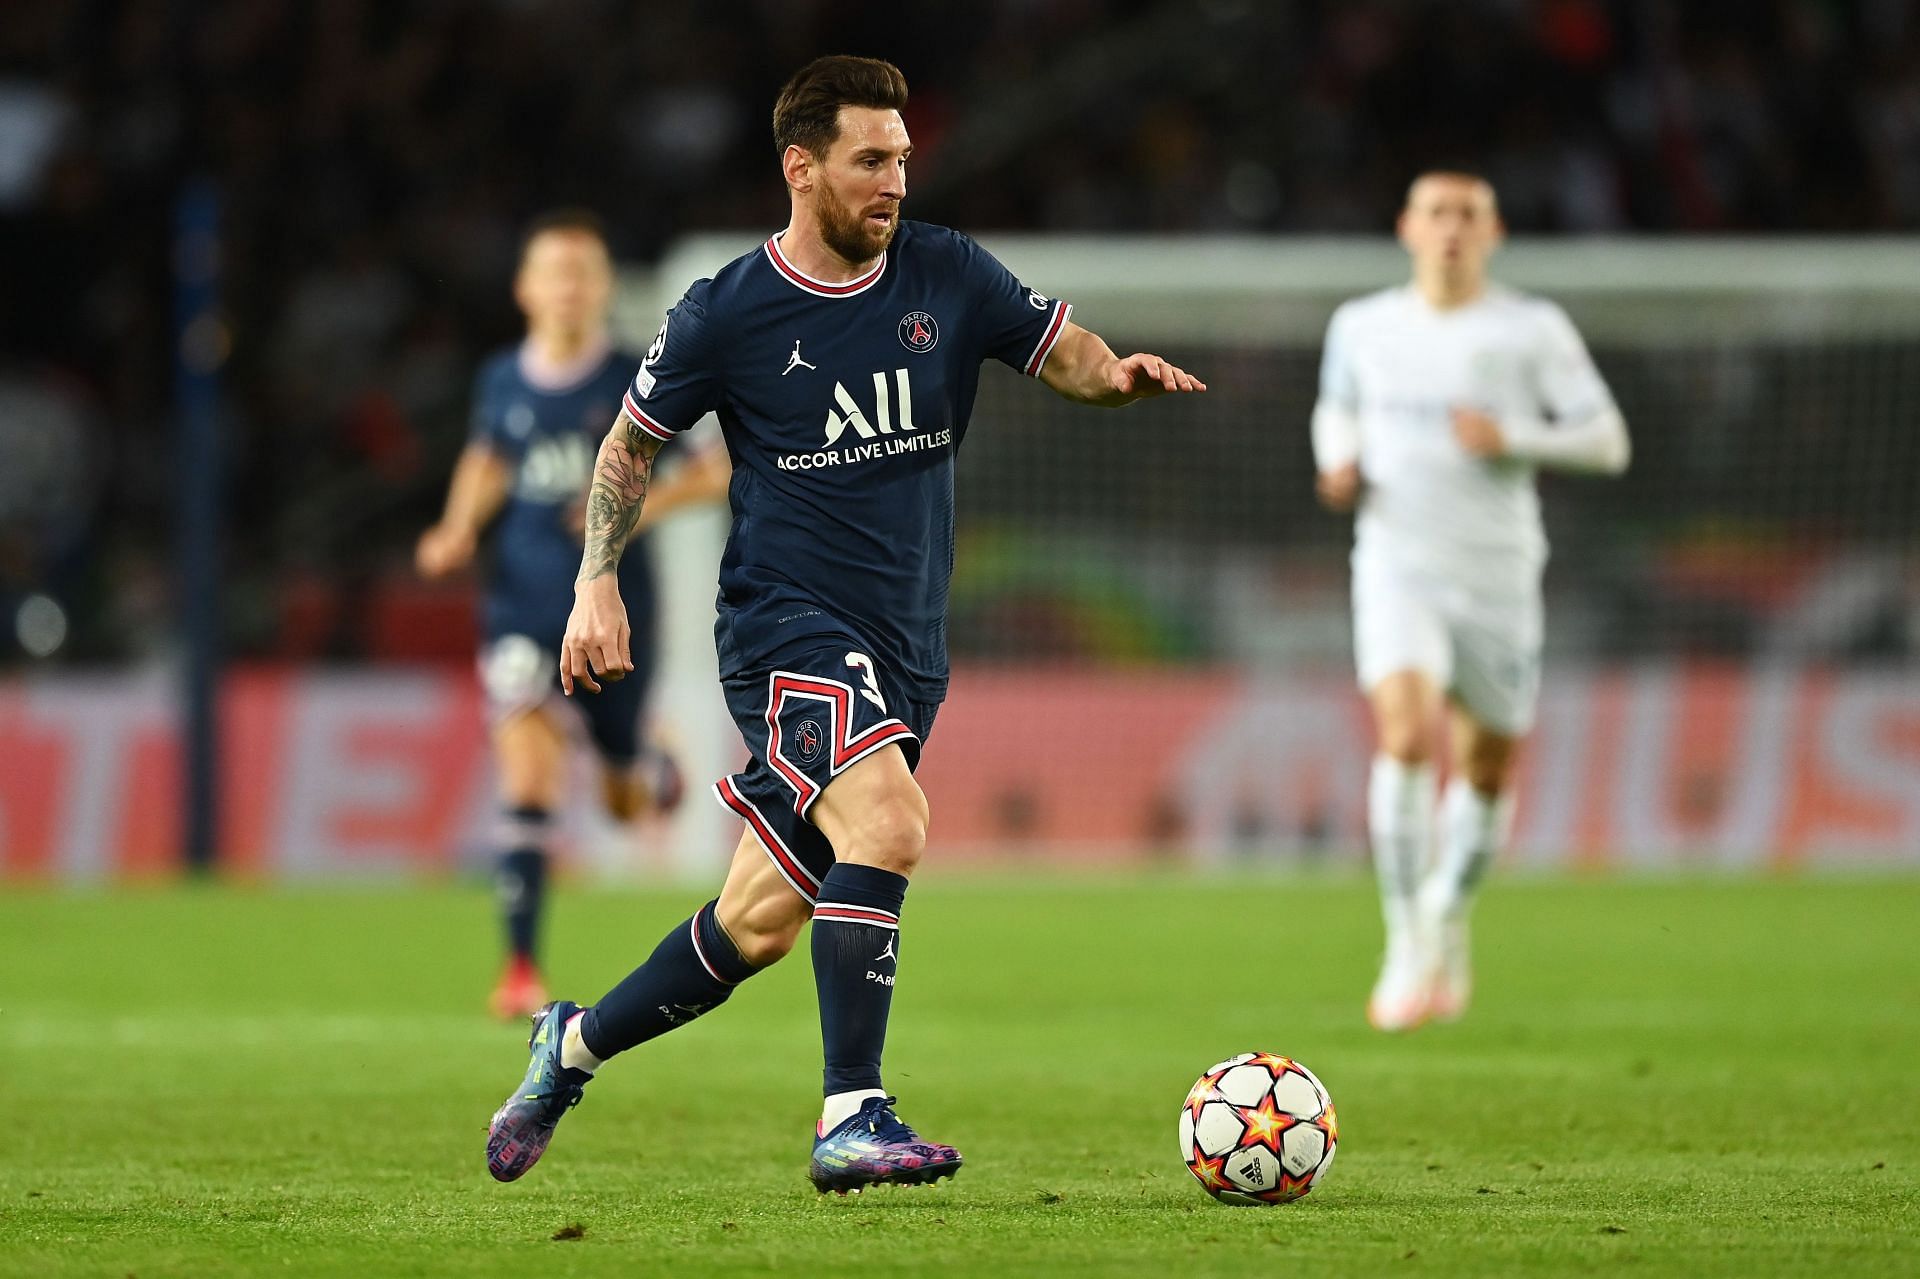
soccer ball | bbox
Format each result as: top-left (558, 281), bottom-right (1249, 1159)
top-left (1179, 1052), bottom-right (1338, 1205)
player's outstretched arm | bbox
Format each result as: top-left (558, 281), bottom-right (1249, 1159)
top-left (416, 445), bottom-right (511, 578)
top-left (1038, 320), bottom-right (1206, 407)
top-left (562, 409), bottom-right (667, 695)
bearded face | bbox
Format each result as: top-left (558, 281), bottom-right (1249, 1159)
top-left (795, 106), bottom-right (908, 266)
top-left (815, 169), bottom-right (899, 264)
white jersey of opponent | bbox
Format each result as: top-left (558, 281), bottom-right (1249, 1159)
top-left (1315, 284), bottom-right (1616, 593)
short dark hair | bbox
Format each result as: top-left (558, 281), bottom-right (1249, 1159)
top-left (519, 208), bottom-right (608, 261)
top-left (772, 55), bottom-right (909, 159)
top-left (1405, 170), bottom-right (1497, 208)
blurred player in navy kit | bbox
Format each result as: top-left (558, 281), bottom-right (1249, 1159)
top-left (485, 57), bottom-right (1205, 1193)
top-left (417, 210), bottom-right (728, 1020)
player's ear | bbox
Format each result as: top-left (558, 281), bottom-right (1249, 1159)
top-left (782, 144), bottom-right (814, 195)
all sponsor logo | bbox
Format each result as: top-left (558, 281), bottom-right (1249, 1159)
top-left (776, 367), bottom-right (955, 469)
top-left (824, 368), bottom-right (915, 447)
top-left (516, 433), bottom-right (594, 502)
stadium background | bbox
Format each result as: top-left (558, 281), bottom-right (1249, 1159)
top-left (3, 0), bottom-right (1918, 881)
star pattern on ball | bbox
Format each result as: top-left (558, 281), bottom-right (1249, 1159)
top-left (1237, 1093), bottom-right (1295, 1154)
top-left (1189, 1152), bottom-right (1232, 1194)
top-left (1182, 1054), bottom-right (1337, 1206)
top-left (1184, 1071), bottom-right (1222, 1125)
top-left (1274, 1170), bottom-right (1315, 1202)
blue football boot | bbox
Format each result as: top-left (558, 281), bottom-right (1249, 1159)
top-left (486, 1000), bottom-right (590, 1182)
top-left (808, 1095), bottom-right (963, 1194)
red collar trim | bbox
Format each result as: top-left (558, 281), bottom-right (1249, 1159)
top-left (763, 236), bottom-right (888, 298)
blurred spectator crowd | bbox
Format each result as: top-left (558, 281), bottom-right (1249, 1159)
top-left (3, 0), bottom-right (1919, 662)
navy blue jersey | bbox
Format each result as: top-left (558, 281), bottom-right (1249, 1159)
top-left (469, 343), bottom-right (655, 649)
top-left (621, 220), bottom-right (1072, 699)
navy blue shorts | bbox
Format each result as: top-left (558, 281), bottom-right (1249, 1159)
top-left (714, 643), bottom-right (939, 902)
top-left (478, 631), bottom-right (654, 766)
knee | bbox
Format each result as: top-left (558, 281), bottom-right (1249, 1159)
top-left (840, 794), bottom-right (929, 877)
top-left (494, 716), bottom-right (568, 809)
top-left (1377, 722), bottom-right (1434, 767)
top-left (601, 774), bottom-right (645, 823)
top-left (501, 771), bottom-right (562, 812)
top-left (731, 921), bottom-right (799, 968)
top-left (718, 893), bottom-right (808, 968)
top-left (1460, 737), bottom-right (1519, 795)
top-left (1460, 752), bottom-right (1515, 797)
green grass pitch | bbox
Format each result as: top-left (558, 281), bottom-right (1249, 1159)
top-left (2, 874), bottom-right (1916, 1277)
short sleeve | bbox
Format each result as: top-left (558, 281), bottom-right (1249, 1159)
top-left (1315, 305), bottom-right (1360, 414)
top-left (466, 362), bottom-right (528, 461)
top-left (959, 236), bottom-right (1073, 376)
top-left (1532, 302), bottom-right (1614, 422)
top-left (622, 284), bottom-right (723, 442)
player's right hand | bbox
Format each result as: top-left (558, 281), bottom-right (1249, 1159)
top-left (560, 579), bottom-right (632, 696)
top-left (1316, 463), bottom-right (1362, 512)
top-left (415, 523), bottom-right (477, 578)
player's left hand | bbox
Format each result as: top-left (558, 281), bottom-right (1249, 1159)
top-left (560, 579), bottom-right (633, 696)
top-left (1110, 353), bottom-right (1206, 400)
top-left (1451, 407), bottom-right (1507, 458)
top-left (414, 522), bottom-right (477, 578)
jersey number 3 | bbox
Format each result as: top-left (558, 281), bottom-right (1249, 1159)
top-left (845, 652), bottom-right (887, 711)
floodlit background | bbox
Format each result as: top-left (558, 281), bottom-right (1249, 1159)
top-left (3, 0), bottom-right (1918, 880)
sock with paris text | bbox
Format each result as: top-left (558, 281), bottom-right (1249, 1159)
top-left (811, 862), bottom-right (908, 1131)
top-left (573, 900), bottom-right (760, 1067)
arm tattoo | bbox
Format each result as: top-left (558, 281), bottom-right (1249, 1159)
top-left (577, 411), bottom-right (664, 584)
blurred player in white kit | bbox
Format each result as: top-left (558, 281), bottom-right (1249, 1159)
top-left (1311, 172), bottom-right (1631, 1031)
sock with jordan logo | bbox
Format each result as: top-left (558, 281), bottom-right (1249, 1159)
top-left (810, 862), bottom-right (908, 1126)
top-left (574, 899), bottom-right (760, 1065)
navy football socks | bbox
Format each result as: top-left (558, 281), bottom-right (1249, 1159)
top-left (578, 900), bottom-right (758, 1059)
top-left (810, 863), bottom-right (909, 1095)
top-left (497, 805), bottom-right (552, 962)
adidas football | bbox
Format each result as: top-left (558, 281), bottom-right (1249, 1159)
top-left (1179, 1052), bottom-right (1338, 1205)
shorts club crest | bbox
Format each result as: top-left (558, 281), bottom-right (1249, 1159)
top-left (714, 641), bottom-right (938, 903)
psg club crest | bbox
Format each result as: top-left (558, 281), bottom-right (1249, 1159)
top-left (793, 719), bottom-right (825, 765)
top-left (898, 311), bottom-right (939, 353)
